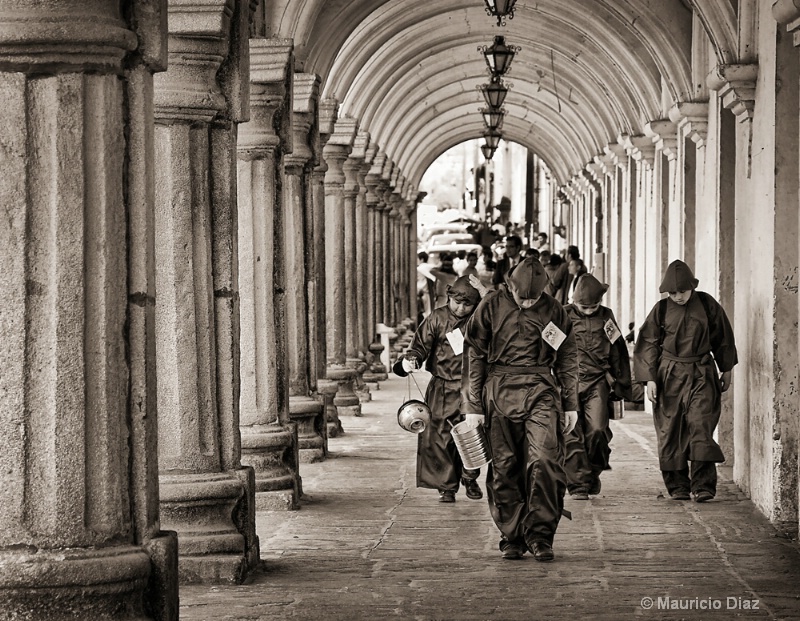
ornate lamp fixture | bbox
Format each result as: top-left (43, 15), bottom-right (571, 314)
top-left (483, 128), bottom-right (502, 149)
top-left (480, 76), bottom-right (508, 109)
top-left (484, 0), bottom-right (517, 26)
top-left (479, 35), bottom-right (520, 77)
top-left (481, 107), bottom-right (505, 132)
top-left (481, 144), bottom-right (497, 160)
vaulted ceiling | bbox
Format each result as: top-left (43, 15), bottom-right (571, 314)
top-left (264, 0), bottom-right (739, 189)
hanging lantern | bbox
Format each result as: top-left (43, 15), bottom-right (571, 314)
top-left (484, 0), bottom-right (517, 27)
top-left (479, 35), bottom-right (520, 77)
top-left (481, 144), bottom-right (497, 160)
top-left (480, 77), bottom-right (508, 109)
top-left (481, 107), bottom-right (505, 132)
top-left (483, 129), bottom-right (502, 149)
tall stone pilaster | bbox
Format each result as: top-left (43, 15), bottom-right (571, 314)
top-left (284, 74), bottom-right (326, 463)
top-left (153, 0), bottom-right (255, 584)
top-left (237, 39), bottom-right (301, 510)
top-left (325, 122), bottom-right (362, 416)
top-left (0, 3), bottom-right (179, 618)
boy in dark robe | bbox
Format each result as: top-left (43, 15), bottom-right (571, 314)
top-left (634, 260), bottom-right (737, 502)
top-left (563, 274), bottom-right (632, 499)
top-left (462, 257), bottom-right (579, 561)
top-left (394, 276), bottom-right (483, 503)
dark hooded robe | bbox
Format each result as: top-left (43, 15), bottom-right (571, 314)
top-left (562, 274), bottom-right (632, 494)
top-left (462, 257), bottom-right (579, 550)
top-left (634, 260), bottom-right (737, 496)
top-left (394, 277), bottom-right (481, 492)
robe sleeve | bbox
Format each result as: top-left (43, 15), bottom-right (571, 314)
top-left (400, 313), bottom-right (437, 374)
top-left (633, 303), bottom-right (661, 383)
top-left (461, 295), bottom-right (493, 415)
top-left (553, 306), bottom-right (579, 411)
top-left (703, 293), bottom-right (738, 373)
top-left (607, 309), bottom-right (633, 400)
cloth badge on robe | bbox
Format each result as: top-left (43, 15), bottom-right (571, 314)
top-left (541, 321), bottom-right (567, 350)
top-left (603, 318), bottom-right (622, 343)
top-left (446, 328), bottom-right (465, 355)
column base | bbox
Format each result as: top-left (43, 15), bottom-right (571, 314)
top-left (159, 471), bottom-right (249, 584)
top-left (240, 422), bottom-right (301, 511)
top-left (327, 364), bottom-right (362, 417)
top-left (367, 341), bottom-right (389, 382)
top-left (318, 378), bottom-right (344, 437)
top-left (0, 545), bottom-right (155, 620)
top-left (289, 395), bottom-right (327, 463)
top-left (233, 466), bottom-right (261, 572)
top-left (348, 357), bottom-right (372, 402)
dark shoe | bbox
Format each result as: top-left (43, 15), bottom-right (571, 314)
top-left (501, 544), bottom-right (525, 560)
top-left (694, 490), bottom-right (714, 503)
top-left (589, 478), bottom-right (601, 496)
top-left (531, 542), bottom-right (555, 562)
top-left (670, 490), bottom-right (691, 501)
top-left (462, 478), bottom-right (483, 500)
top-left (438, 490), bottom-right (456, 503)
top-left (569, 488), bottom-right (589, 500)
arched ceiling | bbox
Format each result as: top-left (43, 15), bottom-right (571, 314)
top-left (265, 0), bottom-right (739, 189)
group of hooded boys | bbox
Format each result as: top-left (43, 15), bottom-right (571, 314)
top-left (395, 253), bottom-right (737, 562)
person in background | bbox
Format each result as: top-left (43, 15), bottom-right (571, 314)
top-left (459, 251), bottom-right (480, 279)
top-left (535, 232), bottom-right (551, 253)
top-left (566, 258), bottom-right (588, 304)
top-left (634, 260), bottom-right (738, 503)
top-left (562, 274), bottom-right (632, 499)
top-left (491, 235), bottom-right (523, 286)
top-left (394, 277), bottom-right (484, 503)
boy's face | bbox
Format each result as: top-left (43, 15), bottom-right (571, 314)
top-left (506, 242), bottom-right (521, 258)
top-left (448, 297), bottom-right (476, 318)
top-left (668, 289), bottom-right (692, 306)
top-left (467, 255), bottom-right (478, 267)
top-left (575, 302), bottom-right (600, 315)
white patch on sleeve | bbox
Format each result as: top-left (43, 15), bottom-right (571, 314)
top-left (604, 318), bottom-right (622, 343)
top-left (446, 328), bottom-right (465, 355)
top-left (542, 322), bottom-right (567, 350)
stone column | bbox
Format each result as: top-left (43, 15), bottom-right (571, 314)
top-left (354, 133), bottom-right (374, 361)
top-left (325, 121), bottom-right (362, 416)
top-left (0, 3), bottom-right (179, 618)
top-left (364, 148), bottom-right (388, 382)
top-left (153, 0), bottom-right (256, 583)
top-left (284, 74), bottom-right (326, 463)
top-left (237, 39), bottom-right (302, 510)
top-left (342, 130), bottom-right (371, 402)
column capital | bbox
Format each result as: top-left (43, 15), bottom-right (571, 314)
top-left (773, 0), bottom-right (800, 45)
top-left (319, 98), bottom-right (340, 138)
top-left (0, 2), bottom-right (140, 73)
top-left (604, 141), bottom-right (629, 168)
top-left (620, 134), bottom-right (656, 169)
top-left (238, 39), bottom-right (293, 158)
top-left (154, 0), bottom-right (236, 123)
top-left (669, 101), bottom-right (709, 147)
top-left (707, 63), bottom-right (758, 122)
top-left (585, 161), bottom-right (606, 182)
top-left (644, 119), bottom-right (679, 160)
top-left (285, 73), bottom-right (320, 169)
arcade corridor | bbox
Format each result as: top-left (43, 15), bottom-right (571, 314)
top-left (3, 1), bottom-right (800, 619)
top-left (179, 374), bottom-right (800, 620)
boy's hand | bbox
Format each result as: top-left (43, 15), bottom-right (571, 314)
top-left (468, 274), bottom-right (489, 298)
top-left (561, 410), bottom-right (578, 435)
top-left (401, 357), bottom-right (418, 373)
top-left (720, 371), bottom-right (732, 392)
top-left (646, 381), bottom-right (657, 404)
top-left (464, 413), bottom-right (485, 427)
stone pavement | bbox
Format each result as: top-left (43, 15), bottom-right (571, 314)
top-left (181, 373), bottom-right (800, 621)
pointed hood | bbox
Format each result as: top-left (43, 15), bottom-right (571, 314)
top-left (572, 273), bottom-right (609, 305)
top-left (447, 275), bottom-right (481, 305)
top-left (659, 260), bottom-right (699, 293)
top-left (508, 257), bottom-right (549, 299)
